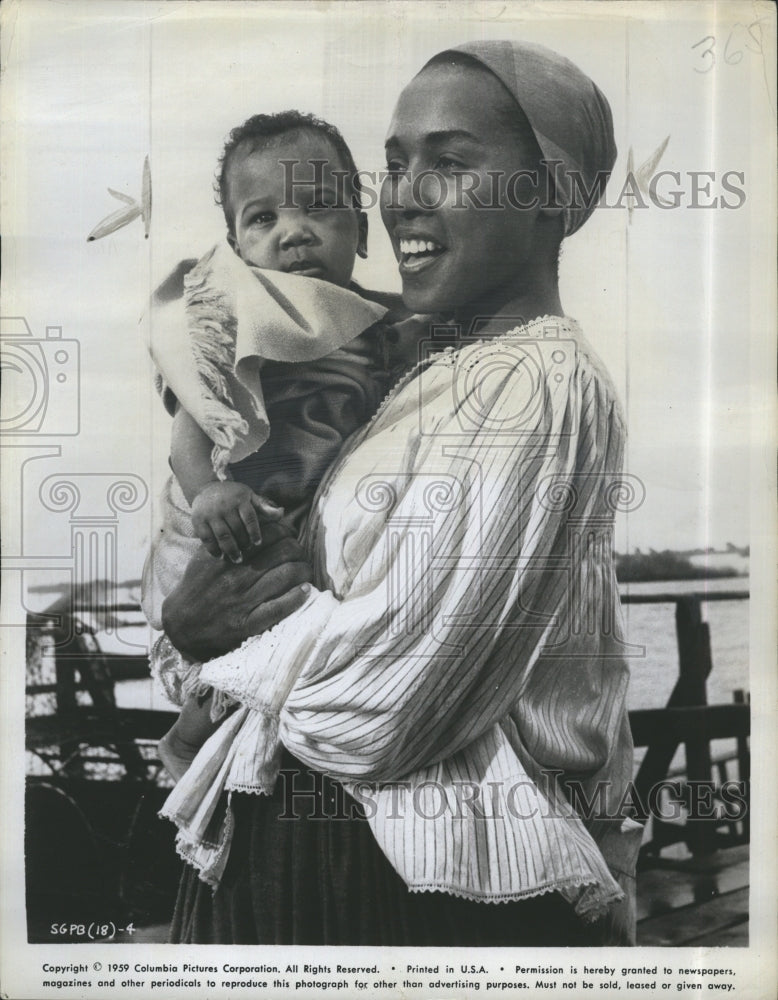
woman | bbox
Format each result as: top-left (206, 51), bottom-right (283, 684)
top-left (156, 39), bottom-right (642, 946)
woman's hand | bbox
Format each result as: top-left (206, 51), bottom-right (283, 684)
top-left (161, 522), bottom-right (313, 661)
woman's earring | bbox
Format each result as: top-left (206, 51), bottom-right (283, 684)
top-left (357, 247), bottom-right (368, 259)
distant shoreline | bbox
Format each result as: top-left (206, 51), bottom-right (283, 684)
top-left (26, 554), bottom-right (750, 592)
top-left (615, 550), bottom-right (748, 584)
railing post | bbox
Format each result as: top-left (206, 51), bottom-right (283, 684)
top-left (675, 596), bottom-right (715, 854)
top-left (733, 689), bottom-right (750, 841)
top-left (53, 622), bottom-right (83, 776)
top-left (675, 596), bottom-right (711, 705)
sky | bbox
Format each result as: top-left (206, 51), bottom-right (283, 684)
top-left (2, 0), bottom-right (776, 602)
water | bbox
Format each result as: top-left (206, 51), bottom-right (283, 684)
top-left (619, 577), bottom-right (749, 774)
top-left (620, 577), bottom-right (749, 711)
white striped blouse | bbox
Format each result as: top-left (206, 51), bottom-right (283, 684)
top-left (158, 315), bottom-right (643, 938)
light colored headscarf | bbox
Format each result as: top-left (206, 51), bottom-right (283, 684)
top-left (427, 40), bottom-right (617, 237)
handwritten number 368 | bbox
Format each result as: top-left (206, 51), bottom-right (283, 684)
top-left (692, 20), bottom-right (765, 73)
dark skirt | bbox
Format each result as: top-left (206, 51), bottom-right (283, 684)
top-left (170, 751), bottom-right (604, 946)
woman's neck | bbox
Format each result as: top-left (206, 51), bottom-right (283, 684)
top-left (450, 279), bottom-right (563, 339)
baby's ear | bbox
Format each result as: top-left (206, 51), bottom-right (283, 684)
top-left (356, 211), bottom-right (368, 259)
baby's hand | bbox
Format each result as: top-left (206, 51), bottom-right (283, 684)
top-left (191, 482), bottom-right (283, 562)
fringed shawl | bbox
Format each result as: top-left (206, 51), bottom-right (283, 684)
top-left (146, 243), bottom-right (389, 481)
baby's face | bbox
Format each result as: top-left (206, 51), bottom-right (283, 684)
top-left (226, 132), bottom-right (366, 288)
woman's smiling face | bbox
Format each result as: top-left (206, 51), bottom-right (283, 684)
top-left (381, 60), bottom-right (552, 317)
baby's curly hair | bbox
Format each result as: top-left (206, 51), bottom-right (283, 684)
top-left (215, 110), bottom-right (363, 235)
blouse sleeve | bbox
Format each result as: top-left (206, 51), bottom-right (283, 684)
top-left (199, 342), bottom-right (620, 782)
top-left (148, 634), bottom-right (237, 721)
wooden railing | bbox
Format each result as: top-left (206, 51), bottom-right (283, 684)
top-left (621, 590), bottom-right (750, 859)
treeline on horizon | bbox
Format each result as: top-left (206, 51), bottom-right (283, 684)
top-left (615, 547), bottom-right (749, 583)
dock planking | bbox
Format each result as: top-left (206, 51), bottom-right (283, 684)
top-left (637, 845), bottom-right (749, 946)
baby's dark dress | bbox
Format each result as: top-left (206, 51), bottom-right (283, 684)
top-left (228, 344), bottom-right (386, 531)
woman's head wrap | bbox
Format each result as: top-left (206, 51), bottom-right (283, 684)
top-left (424, 40), bottom-right (617, 237)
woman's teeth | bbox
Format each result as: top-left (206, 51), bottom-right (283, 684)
top-left (399, 238), bottom-right (442, 256)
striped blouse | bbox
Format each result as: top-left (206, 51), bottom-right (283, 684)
top-left (156, 315), bottom-right (643, 940)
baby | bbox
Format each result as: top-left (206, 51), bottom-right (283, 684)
top-left (143, 111), bottom-right (412, 779)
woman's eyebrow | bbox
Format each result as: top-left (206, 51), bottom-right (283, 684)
top-left (425, 129), bottom-right (481, 145)
top-left (385, 128), bottom-right (481, 150)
